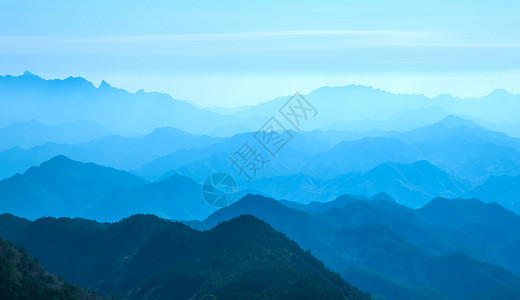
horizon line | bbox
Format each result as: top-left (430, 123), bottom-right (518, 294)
top-left (1, 70), bottom-right (517, 109)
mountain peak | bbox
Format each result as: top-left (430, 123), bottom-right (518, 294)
top-left (239, 194), bottom-right (277, 204)
top-left (21, 71), bottom-right (42, 79)
top-left (487, 88), bottom-right (512, 97)
top-left (437, 115), bottom-right (480, 128)
top-left (37, 155), bottom-right (78, 170)
top-left (22, 70), bottom-right (35, 77)
top-left (61, 76), bottom-right (95, 89)
top-left (47, 154), bottom-right (74, 163)
top-left (149, 126), bottom-right (193, 138)
top-left (98, 80), bottom-right (112, 89)
top-left (371, 192), bottom-right (395, 202)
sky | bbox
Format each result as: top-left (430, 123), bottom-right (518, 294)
top-left (1, 0), bottom-right (519, 107)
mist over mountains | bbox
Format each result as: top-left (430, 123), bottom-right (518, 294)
top-left (2, 72), bottom-right (520, 299)
top-left (2, 72), bottom-right (520, 214)
top-left (2, 116), bottom-right (520, 216)
top-left (2, 72), bottom-right (520, 137)
top-left (0, 72), bottom-right (248, 135)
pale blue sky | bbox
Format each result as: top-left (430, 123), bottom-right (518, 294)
top-left (1, 0), bottom-right (519, 107)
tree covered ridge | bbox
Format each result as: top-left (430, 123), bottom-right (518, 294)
top-left (0, 213), bottom-right (370, 299)
top-left (0, 236), bottom-right (102, 300)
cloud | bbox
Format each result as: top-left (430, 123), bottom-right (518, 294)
top-left (2, 30), bottom-right (519, 55)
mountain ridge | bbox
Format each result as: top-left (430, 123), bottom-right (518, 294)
top-left (0, 213), bottom-right (371, 300)
top-left (0, 154), bottom-right (220, 221)
top-left (189, 194), bottom-right (520, 300)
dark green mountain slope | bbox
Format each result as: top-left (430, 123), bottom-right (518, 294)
top-left (0, 236), bottom-right (102, 300)
top-left (0, 214), bottom-right (369, 300)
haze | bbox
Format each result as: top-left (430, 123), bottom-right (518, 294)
top-left (1, 0), bottom-right (520, 107)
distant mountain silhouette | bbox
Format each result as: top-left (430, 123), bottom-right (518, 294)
top-left (279, 193), bottom-right (395, 213)
top-left (3, 72), bottom-right (520, 136)
top-left (417, 137), bottom-right (520, 183)
top-left (210, 85), bottom-right (520, 132)
top-left (0, 126), bottom-right (223, 179)
top-left (3, 115), bottom-right (520, 212)
top-left (279, 194), bottom-right (370, 213)
top-left (248, 161), bottom-right (466, 207)
top-left (131, 116), bottom-right (520, 187)
top-left (417, 196), bottom-right (520, 276)
top-left (0, 72), bottom-right (247, 135)
top-left (0, 119), bottom-right (112, 151)
top-left (0, 214), bottom-right (370, 300)
top-left (0, 156), bottom-right (214, 221)
top-left (320, 106), bottom-right (452, 132)
top-left (0, 155), bottom-right (146, 219)
top-left (130, 116), bottom-right (520, 210)
top-left (311, 137), bottom-right (417, 175)
top-left (96, 174), bottom-right (215, 221)
top-left (311, 126), bottom-right (520, 182)
top-left (325, 160), bottom-right (467, 207)
top-left (387, 115), bottom-right (520, 149)
top-left (465, 175), bottom-right (520, 213)
top-left (2, 114), bottom-right (520, 191)
top-left (134, 130), bottom-right (327, 182)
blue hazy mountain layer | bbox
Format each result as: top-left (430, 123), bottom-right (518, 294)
top-left (0, 156), bottom-right (215, 221)
top-left (2, 73), bottom-right (520, 299)
top-left (135, 116), bottom-right (520, 182)
top-left (247, 160), bottom-right (468, 208)
top-left (2, 115), bottom-right (520, 214)
top-left (211, 85), bottom-right (520, 133)
top-left (3, 73), bottom-right (520, 136)
top-left (0, 72), bottom-right (248, 135)
top-left (0, 126), bottom-right (223, 179)
top-left (0, 119), bottom-right (112, 151)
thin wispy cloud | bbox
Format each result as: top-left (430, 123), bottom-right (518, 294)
top-left (2, 30), bottom-right (519, 59)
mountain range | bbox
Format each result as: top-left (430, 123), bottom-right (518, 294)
top-left (0, 71), bottom-right (247, 135)
top-left (4, 190), bottom-right (520, 299)
top-left (2, 73), bottom-right (520, 212)
top-left (2, 72), bottom-right (520, 137)
top-left (0, 213), bottom-right (370, 300)
top-left (0, 155), bottom-right (215, 221)
top-left (210, 85), bottom-right (520, 133)
top-left (2, 72), bottom-right (520, 299)
top-left (1, 142), bottom-right (519, 223)
top-left (0, 119), bottom-right (112, 151)
top-left (0, 126), bottom-right (223, 179)
top-left (186, 194), bottom-right (520, 300)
